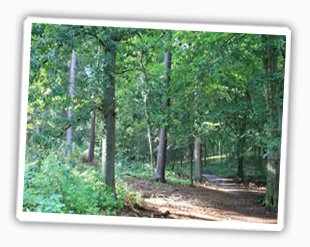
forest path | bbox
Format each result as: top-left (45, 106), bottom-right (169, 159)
top-left (120, 174), bottom-right (277, 223)
top-left (202, 174), bottom-right (248, 195)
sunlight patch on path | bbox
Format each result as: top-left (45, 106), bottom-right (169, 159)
top-left (202, 174), bottom-right (245, 195)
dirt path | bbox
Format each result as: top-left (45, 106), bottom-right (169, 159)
top-left (119, 174), bottom-right (277, 224)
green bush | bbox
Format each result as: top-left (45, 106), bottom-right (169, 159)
top-left (23, 154), bottom-right (133, 215)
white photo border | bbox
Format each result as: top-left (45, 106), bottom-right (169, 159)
top-left (16, 16), bottom-right (291, 231)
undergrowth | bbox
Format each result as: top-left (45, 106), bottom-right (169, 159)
top-left (23, 153), bottom-right (140, 215)
top-left (116, 160), bottom-right (191, 186)
top-left (201, 156), bottom-right (266, 181)
top-left (23, 150), bottom-right (266, 217)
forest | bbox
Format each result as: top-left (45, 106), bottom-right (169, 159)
top-left (22, 22), bottom-right (286, 223)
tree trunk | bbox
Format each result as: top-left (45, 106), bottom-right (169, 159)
top-left (262, 35), bottom-right (281, 207)
top-left (66, 51), bottom-right (76, 157)
top-left (155, 51), bottom-right (172, 182)
top-left (194, 138), bottom-right (202, 181)
top-left (87, 109), bottom-right (96, 164)
top-left (171, 159), bottom-right (175, 171)
top-left (236, 121), bottom-right (246, 180)
top-left (155, 128), bottom-right (167, 182)
top-left (102, 48), bottom-right (117, 195)
top-left (237, 155), bottom-right (244, 179)
top-left (204, 140), bottom-right (208, 167)
top-left (266, 150), bottom-right (280, 206)
top-left (189, 142), bottom-right (194, 187)
top-left (142, 91), bottom-right (154, 167)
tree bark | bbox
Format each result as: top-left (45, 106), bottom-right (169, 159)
top-left (262, 35), bottom-right (281, 207)
top-left (194, 138), bottom-right (202, 181)
top-left (142, 91), bottom-right (154, 167)
top-left (66, 51), bottom-right (76, 157)
top-left (102, 48), bottom-right (117, 195)
top-left (87, 109), bottom-right (96, 164)
top-left (155, 51), bottom-right (172, 182)
top-left (237, 155), bottom-right (244, 179)
top-left (204, 140), bottom-right (208, 167)
top-left (189, 142), bottom-right (194, 187)
top-left (236, 120), bottom-right (246, 180)
top-left (155, 128), bottom-right (168, 182)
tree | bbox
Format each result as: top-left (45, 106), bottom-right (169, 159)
top-left (262, 35), bottom-right (284, 207)
top-left (101, 34), bottom-right (118, 195)
top-left (83, 27), bottom-right (142, 194)
top-left (66, 50), bottom-right (77, 157)
top-left (155, 50), bottom-right (172, 182)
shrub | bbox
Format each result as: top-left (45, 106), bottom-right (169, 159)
top-left (23, 154), bottom-right (132, 215)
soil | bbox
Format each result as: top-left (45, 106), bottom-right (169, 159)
top-left (118, 174), bottom-right (277, 224)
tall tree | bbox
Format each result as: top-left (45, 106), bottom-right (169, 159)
top-left (66, 50), bottom-right (77, 157)
top-left (155, 51), bottom-right (172, 182)
top-left (101, 37), bottom-right (118, 195)
top-left (262, 35), bottom-right (282, 207)
top-left (142, 90), bottom-right (155, 167)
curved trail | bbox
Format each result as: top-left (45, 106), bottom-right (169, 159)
top-left (121, 174), bottom-right (277, 223)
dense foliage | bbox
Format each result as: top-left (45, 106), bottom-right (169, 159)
top-left (24, 152), bottom-right (141, 215)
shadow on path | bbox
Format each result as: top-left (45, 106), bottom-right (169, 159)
top-left (120, 174), bottom-right (277, 224)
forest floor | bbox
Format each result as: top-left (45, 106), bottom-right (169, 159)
top-left (119, 174), bottom-right (277, 224)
